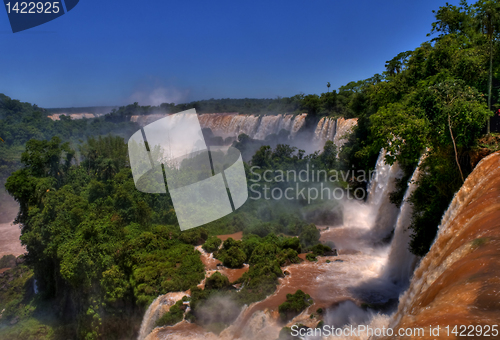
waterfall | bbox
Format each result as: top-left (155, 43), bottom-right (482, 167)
top-left (196, 113), bottom-right (306, 140)
top-left (127, 113), bottom-right (358, 152)
top-left (312, 117), bottom-right (337, 144)
top-left (137, 292), bottom-right (189, 340)
top-left (383, 159), bottom-right (423, 286)
top-left (252, 115), bottom-right (283, 140)
top-left (379, 151), bottom-right (500, 337)
top-left (137, 295), bottom-right (163, 340)
top-left (366, 150), bottom-right (403, 239)
top-left (313, 117), bottom-right (327, 141)
top-left (333, 117), bottom-right (358, 150)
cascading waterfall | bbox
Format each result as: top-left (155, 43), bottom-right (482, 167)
top-left (379, 152), bottom-right (500, 337)
top-left (313, 117), bottom-right (337, 144)
top-left (199, 113), bottom-right (307, 140)
top-left (333, 117), bottom-right (358, 150)
top-left (49, 111), bottom-right (357, 149)
top-left (130, 113), bottom-right (356, 148)
top-left (137, 292), bottom-right (189, 340)
top-left (366, 150), bottom-right (403, 239)
top-left (137, 296), bottom-right (163, 340)
top-left (382, 158), bottom-right (423, 286)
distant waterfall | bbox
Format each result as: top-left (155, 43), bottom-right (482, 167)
top-left (130, 113), bottom-right (357, 149)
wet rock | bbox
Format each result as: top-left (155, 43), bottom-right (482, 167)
top-left (324, 249), bottom-right (338, 256)
top-left (335, 259), bottom-right (344, 263)
top-left (284, 270), bottom-right (290, 276)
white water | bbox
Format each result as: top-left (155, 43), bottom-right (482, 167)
top-left (132, 113), bottom-right (358, 148)
top-left (388, 152), bottom-right (500, 330)
top-left (382, 159), bottom-right (423, 286)
top-left (366, 150), bottom-right (403, 239)
top-left (137, 292), bottom-right (189, 340)
top-left (138, 149), bottom-right (420, 340)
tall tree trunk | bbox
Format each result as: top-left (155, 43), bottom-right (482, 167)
top-left (449, 114), bottom-right (464, 183)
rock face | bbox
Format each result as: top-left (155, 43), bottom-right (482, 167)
top-left (379, 151), bottom-right (500, 340)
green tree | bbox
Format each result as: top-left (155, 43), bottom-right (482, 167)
top-left (474, 0), bottom-right (500, 133)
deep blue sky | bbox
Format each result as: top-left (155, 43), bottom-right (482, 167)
top-left (0, 0), bottom-right (461, 108)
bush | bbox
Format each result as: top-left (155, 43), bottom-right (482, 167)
top-left (248, 243), bottom-right (279, 265)
top-left (223, 247), bottom-right (247, 268)
top-left (222, 237), bottom-right (240, 250)
top-left (306, 253), bottom-right (317, 262)
top-left (156, 300), bottom-right (185, 327)
top-left (276, 248), bottom-right (300, 266)
top-left (278, 290), bottom-right (313, 321)
top-left (310, 244), bottom-right (332, 256)
top-left (205, 272), bottom-right (230, 290)
top-left (214, 238), bottom-right (247, 268)
top-left (179, 227), bottom-right (208, 245)
top-left (281, 237), bottom-right (301, 253)
top-left (202, 236), bottom-right (222, 253)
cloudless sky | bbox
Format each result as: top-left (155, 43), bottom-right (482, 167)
top-left (0, 0), bottom-right (462, 108)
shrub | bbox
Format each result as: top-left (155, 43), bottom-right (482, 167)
top-left (281, 237), bottom-right (301, 253)
top-left (306, 253), bottom-right (317, 262)
top-left (205, 272), bottom-right (230, 290)
top-left (202, 236), bottom-right (222, 253)
top-left (156, 300), bottom-right (185, 327)
top-left (278, 290), bottom-right (313, 321)
top-left (310, 244), bottom-right (332, 256)
top-left (248, 243), bottom-right (279, 265)
top-left (222, 246), bottom-right (246, 268)
top-left (179, 227), bottom-right (208, 245)
top-left (276, 248), bottom-right (300, 266)
top-left (222, 237), bottom-right (240, 250)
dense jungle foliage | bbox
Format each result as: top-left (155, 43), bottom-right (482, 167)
top-left (1, 133), bottom-right (337, 339)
